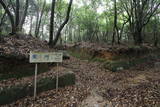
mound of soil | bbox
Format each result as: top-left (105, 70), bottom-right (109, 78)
top-left (0, 34), bottom-right (51, 60)
top-left (0, 34), bottom-right (53, 73)
top-left (68, 42), bottom-right (159, 60)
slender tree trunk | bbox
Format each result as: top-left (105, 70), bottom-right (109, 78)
top-left (105, 30), bottom-right (108, 42)
top-left (68, 25), bottom-right (72, 43)
top-left (112, 0), bottom-right (118, 45)
top-left (41, 13), bottom-right (47, 39)
top-left (116, 27), bottom-right (120, 44)
top-left (29, 15), bottom-right (33, 35)
top-left (15, 0), bottom-right (20, 31)
top-left (64, 28), bottom-right (67, 44)
top-left (0, 0), bottom-right (15, 34)
top-left (35, 1), bottom-right (46, 38)
top-left (52, 0), bottom-right (73, 46)
top-left (119, 25), bottom-right (124, 42)
top-left (119, 19), bottom-right (129, 41)
top-left (41, 25), bottom-right (44, 39)
top-left (112, 31), bottom-right (115, 45)
top-left (153, 17), bottom-right (158, 47)
top-left (0, 11), bottom-right (7, 27)
top-left (133, 29), bottom-right (142, 45)
top-left (19, 0), bottom-right (29, 30)
top-left (49, 0), bottom-right (56, 46)
top-left (35, 11), bottom-right (39, 37)
top-left (78, 26), bottom-right (81, 42)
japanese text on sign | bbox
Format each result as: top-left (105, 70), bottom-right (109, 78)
top-left (29, 52), bottom-right (63, 63)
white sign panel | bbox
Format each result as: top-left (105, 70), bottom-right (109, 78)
top-left (30, 52), bottom-right (63, 63)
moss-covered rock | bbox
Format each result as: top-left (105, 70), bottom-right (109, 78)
top-left (0, 63), bottom-right (49, 81)
top-left (0, 72), bottom-right (75, 105)
top-left (0, 84), bottom-right (30, 105)
top-left (103, 61), bottom-right (130, 72)
top-left (103, 55), bottom-right (157, 72)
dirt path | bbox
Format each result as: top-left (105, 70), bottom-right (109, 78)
top-left (63, 58), bottom-right (110, 107)
top-left (4, 57), bottom-right (160, 107)
top-left (64, 57), bottom-right (160, 107)
top-left (80, 90), bottom-right (107, 107)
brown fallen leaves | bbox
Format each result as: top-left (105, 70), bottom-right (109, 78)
top-left (0, 34), bottom-right (50, 60)
top-left (0, 66), bottom-right (71, 89)
top-left (103, 80), bottom-right (160, 107)
top-left (67, 42), bottom-right (159, 58)
top-left (2, 56), bottom-right (160, 107)
top-left (9, 86), bottom-right (89, 107)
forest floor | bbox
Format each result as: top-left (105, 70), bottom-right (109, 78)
top-left (1, 36), bottom-right (160, 107)
top-left (3, 55), bottom-right (160, 107)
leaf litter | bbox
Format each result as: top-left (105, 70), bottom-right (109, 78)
top-left (2, 55), bottom-right (160, 107)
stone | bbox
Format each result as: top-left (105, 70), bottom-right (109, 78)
top-left (116, 67), bottom-right (124, 71)
top-left (0, 71), bottom-right (75, 105)
top-left (154, 62), bottom-right (160, 71)
top-left (60, 50), bottom-right (70, 60)
top-left (155, 62), bottom-right (160, 68)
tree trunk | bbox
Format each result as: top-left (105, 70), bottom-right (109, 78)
top-left (133, 29), bottom-right (143, 45)
top-left (35, 1), bottom-right (46, 38)
top-left (15, 0), bottom-right (20, 31)
top-left (64, 28), bottom-right (67, 44)
top-left (70, 25), bottom-right (73, 42)
top-left (0, 0), bottom-right (15, 34)
top-left (119, 19), bottom-right (129, 42)
top-left (41, 13), bottom-right (47, 39)
top-left (117, 27), bottom-right (120, 44)
top-left (35, 11), bottom-right (39, 37)
top-left (78, 27), bottom-right (81, 42)
top-left (19, 0), bottom-right (29, 30)
top-left (49, 0), bottom-right (56, 46)
top-left (52, 0), bottom-right (73, 46)
top-left (0, 10), bottom-right (7, 27)
top-left (153, 17), bottom-right (158, 47)
top-left (112, 0), bottom-right (118, 45)
top-left (29, 15), bottom-right (33, 35)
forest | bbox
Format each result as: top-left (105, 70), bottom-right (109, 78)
top-left (0, 0), bottom-right (160, 106)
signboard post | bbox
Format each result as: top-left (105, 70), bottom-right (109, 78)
top-left (34, 64), bottom-right (38, 99)
top-left (29, 52), bottom-right (63, 100)
top-left (56, 63), bottom-right (59, 92)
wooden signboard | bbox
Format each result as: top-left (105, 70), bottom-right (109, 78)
top-left (30, 52), bottom-right (63, 63)
top-left (29, 51), bottom-right (63, 100)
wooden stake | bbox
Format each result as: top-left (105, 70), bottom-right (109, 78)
top-left (56, 63), bottom-right (59, 92)
top-left (34, 64), bottom-right (38, 100)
